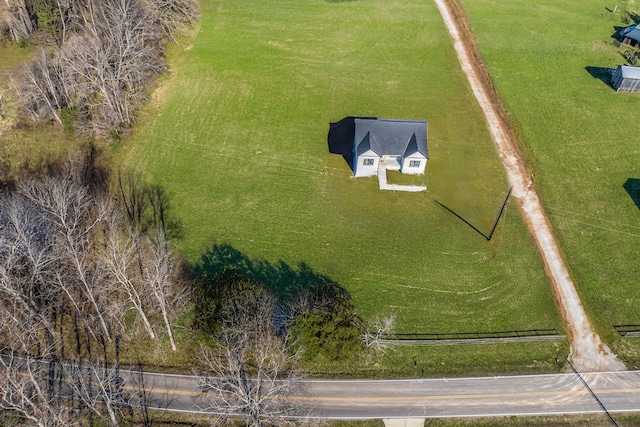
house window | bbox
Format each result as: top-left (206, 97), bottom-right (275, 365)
top-left (363, 158), bottom-right (375, 166)
top-left (409, 160), bottom-right (421, 168)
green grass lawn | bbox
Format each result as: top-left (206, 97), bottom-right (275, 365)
top-left (118, 0), bottom-right (565, 371)
top-left (459, 0), bottom-right (640, 364)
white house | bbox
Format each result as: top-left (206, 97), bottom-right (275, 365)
top-left (353, 118), bottom-right (428, 177)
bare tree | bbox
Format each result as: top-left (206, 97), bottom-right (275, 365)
top-left (0, 352), bottom-right (130, 427)
top-left (362, 314), bottom-right (396, 353)
top-left (3, 0), bottom-right (34, 41)
top-left (140, 230), bottom-right (180, 351)
top-left (5, 0), bottom-right (199, 135)
top-left (52, 0), bottom-right (89, 44)
top-left (0, 189), bottom-right (60, 358)
top-left (59, 0), bottom-right (164, 135)
top-left (0, 156), bottom-right (188, 424)
top-left (0, 353), bottom-right (73, 427)
top-left (9, 0), bottom-right (167, 136)
top-left (100, 212), bottom-right (157, 340)
top-left (11, 49), bottom-right (67, 125)
top-left (198, 286), bottom-right (306, 427)
top-left (143, 0), bottom-right (199, 42)
top-left (102, 173), bottom-right (185, 350)
top-left (17, 175), bottom-right (115, 343)
top-left (64, 358), bottom-right (129, 426)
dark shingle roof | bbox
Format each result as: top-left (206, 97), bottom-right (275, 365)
top-left (354, 118), bottom-right (428, 158)
top-left (355, 131), bottom-right (381, 157)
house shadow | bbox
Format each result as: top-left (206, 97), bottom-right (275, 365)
top-left (612, 26), bottom-right (626, 41)
top-left (585, 66), bottom-right (614, 86)
top-left (327, 116), bottom-right (376, 173)
top-left (193, 242), bottom-right (349, 301)
top-left (623, 178), bottom-right (640, 210)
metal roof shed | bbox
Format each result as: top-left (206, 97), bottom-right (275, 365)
top-left (611, 65), bottom-right (640, 92)
top-left (622, 24), bottom-right (640, 45)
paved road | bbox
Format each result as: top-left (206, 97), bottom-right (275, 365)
top-left (125, 370), bottom-right (640, 420)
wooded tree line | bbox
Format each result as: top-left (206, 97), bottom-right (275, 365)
top-left (0, 146), bottom-right (187, 425)
top-left (1, 0), bottom-right (198, 136)
top-left (0, 151), bottom-right (393, 425)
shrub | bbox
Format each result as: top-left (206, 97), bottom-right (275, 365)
top-left (290, 294), bottom-right (363, 361)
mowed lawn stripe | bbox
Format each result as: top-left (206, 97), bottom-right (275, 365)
top-left (122, 0), bottom-right (562, 336)
top-left (460, 0), bottom-right (640, 361)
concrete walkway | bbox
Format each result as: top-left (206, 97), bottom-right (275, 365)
top-left (377, 164), bottom-right (426, 192)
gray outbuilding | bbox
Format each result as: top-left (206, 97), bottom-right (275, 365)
top-left (611, 65), bottom-right (640, 92)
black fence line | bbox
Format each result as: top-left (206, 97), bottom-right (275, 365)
top-left (381, 328), bottom-right (560, 341)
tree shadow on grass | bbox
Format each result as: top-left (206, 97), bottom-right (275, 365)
top-left (623, 178), bottom-right (640, 210)
top-left (192, 242), bottom-right (354, 334)
top-left (192, 243), bottom-right (363, 361)
top-left (193, 242), bottom-right (349, 301)
top-left (327, 116), bottom-right (376, 174)
top-left (585, 66), bottom-right (614, 87)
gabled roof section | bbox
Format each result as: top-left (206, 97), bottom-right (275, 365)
top-left (354, 118), bottom-right (428, 158)
top-left (623, 24), bottom-right (640, 42)
top-left (355, 131), bottom-right (382, 157)
top-left (403, 134), bottom-right (428, 159)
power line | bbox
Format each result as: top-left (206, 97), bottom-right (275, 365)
top-left (567, 359), bottom-right (619, 427)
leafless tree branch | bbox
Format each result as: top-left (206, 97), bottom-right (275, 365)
top-left (3, 0), bottom-right (34, 41)
top-left (197, 287), bottom-right (307, 426)
top-left (362, 314), bottom-right (396, 353)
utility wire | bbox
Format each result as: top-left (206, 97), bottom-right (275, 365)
top-left (567, 359), bottom-right (618, 427)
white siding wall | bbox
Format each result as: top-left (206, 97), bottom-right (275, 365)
top-left (354, 156), bottom-right (379, 177)
top-left (618, 77), bottom-right (640, 92)
top-left (401, 157), bottom-right (426, 175)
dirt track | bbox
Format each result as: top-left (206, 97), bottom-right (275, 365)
top-left (434, 0), bottom-right (625, 372)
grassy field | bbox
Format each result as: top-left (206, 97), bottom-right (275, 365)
top-left (117, 0), bottom-right (565, 371)
top-left (459, 0), bottom-right (640, 364)
top-left (0, 43), bottom-right (35, 74)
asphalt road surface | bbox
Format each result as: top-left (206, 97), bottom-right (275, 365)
top-left (124, 370), bottom-right (640, 420)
